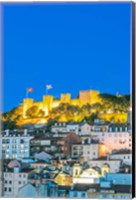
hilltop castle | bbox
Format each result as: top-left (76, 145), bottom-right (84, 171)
top-left (22, 90), bottom-right (101, 118)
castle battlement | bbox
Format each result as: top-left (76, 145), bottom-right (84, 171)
top-left (22, 90), bottom-right (101, 118)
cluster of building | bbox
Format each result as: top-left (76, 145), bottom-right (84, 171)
top-left (0, 114), bottom-right (132, 198)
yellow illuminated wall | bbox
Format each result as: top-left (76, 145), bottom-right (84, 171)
top-left (22, 90), bottom-right (102, 118)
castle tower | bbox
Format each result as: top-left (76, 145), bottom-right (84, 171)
top-left (73, 163), bottom-right (81, 177)
top-left (43, 95), bottom-right (53, 116)
top-left (61, 93), bottom-right (71, 103)
top-left (79, 90), bottom-right (100, 105)
top-left (23, 98), bottom-right (34, 118)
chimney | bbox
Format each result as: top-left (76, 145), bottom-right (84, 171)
top-left (5, 130), bottom-right (9, 136)
top-left (88, 138), bottom-right (91, 144)
top-left (14, 166), bottom-right (20, 173)
top-left (107, 154), bottom-right (110, 160)
top-left (82, 140), bottom-right (85, 144)
top-left (24, 129), bottom-right (27, 136)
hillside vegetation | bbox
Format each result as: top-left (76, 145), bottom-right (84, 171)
top-left (1, 94), bottom-right (130, 129)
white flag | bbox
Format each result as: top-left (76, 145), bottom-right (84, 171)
top-left (46, 84), bottom-right (53, 90)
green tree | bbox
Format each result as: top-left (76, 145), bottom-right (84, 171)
top-left (38, 109), bottom-right (45, 117)
top-left (26, 106), bottom-right (39, 118)
top-left (2, 120), bottom-right (18, 130)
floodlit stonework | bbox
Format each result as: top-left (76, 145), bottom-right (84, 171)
top-left (22, 90), bottom-right (101, 118)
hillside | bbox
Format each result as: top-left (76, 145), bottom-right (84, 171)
top-left (2, 93), bottom-right (130, 129)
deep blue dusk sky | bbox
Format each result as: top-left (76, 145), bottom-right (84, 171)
top-left (2, 2), bottom-right (132, 112)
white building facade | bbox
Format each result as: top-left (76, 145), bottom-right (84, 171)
top-left (79, 121), bottom-right (91, 135)
top-left (109, 151), bottom-right (132, 166)
top-left (89, 159), bottom-right (121, 173)
top-left (0, 130), bottom-right (34, 160)
top-left (72, 142), bottom-right (101, 161)
top-left (93, 124), bottom-right (131, 153)
top-left (51, 122), bottom-right (67, 133)
top-left (3, 167), bottom-right (33, 197)
top-left (66, 123), bottom-right (79, 135)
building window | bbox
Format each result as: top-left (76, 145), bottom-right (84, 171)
top-left (9, 180), bottom-right (12, 184)
top-left (75, 169), bottom-right (78, 176)
top-left (4, 187), bottom-right (7, 192)
top-left (74, 192), bottom-right (77, 197)
top-left (18, 181), bottom-right (21, 184)
top-left (5, 180), bottom-right (7, 184)
top-left (9, 188), bottom-right (12, 192)
top-left (81, 192), bottom-right (86, 197)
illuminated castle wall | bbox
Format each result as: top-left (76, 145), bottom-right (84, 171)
top-left (22, 90), bottom-right (101, 118)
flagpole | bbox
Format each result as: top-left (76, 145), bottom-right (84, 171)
top-left (26, 88), bottom-right (29, 98)
top-left (46, 85), bottom-right (52, 96)
top-left (46, 88), bottom-right (48, 95)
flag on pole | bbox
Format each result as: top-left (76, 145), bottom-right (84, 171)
top-left (26, 88), bottom-right (33, 98)
top-left (27, 88), bottom-right (33, 92)
top-left (46, 84), bottom-right (52, 95)
top-left (46, 85), bottom-right (53, 90)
